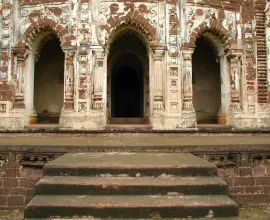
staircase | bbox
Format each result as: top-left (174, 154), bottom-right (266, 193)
top-left (25, 152), bottom-right (239, 219)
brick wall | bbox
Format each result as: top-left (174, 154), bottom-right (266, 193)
top-left (0, 149), bottom-right (270, 209)
top-left (220, 155), bottom-right (270, 206)
top-left (196, 152), bottom-right (270, 206)
top-left (0, 152), bottom-right (56, 209)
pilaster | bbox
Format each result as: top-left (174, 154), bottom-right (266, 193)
top-left (152, 47), bottom-right (165, 110)
top-left (181, 48), bottom-right (196, 128)
top-left (62, 46), bottom-right (75, 111)
top-left (92, 46), bottom-right (105, 110)
top-left (227, 50), bottom-right (242, 111)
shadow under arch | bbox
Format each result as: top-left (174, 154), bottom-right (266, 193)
top-left (192, 32), bottom-right (231, 125)
top-left (107, 27), bottom-right (150, 124)
top-left (22, 28), bottom-right (65, 125)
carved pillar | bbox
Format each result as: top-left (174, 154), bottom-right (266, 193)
top-left (152, 47), bottom-right (165, 110)
top-left (63, 46), bottom-right (75, 110)
top-left (14, 58), bottom-right (25, 109)
top-left (182, 49), bottom-right (194, 110)
top-left (228, 52), bottom-right (242, 110)
top-left (93, 47), bottom-right (105, 110)
top-left (12, 45), bottom-right (27, 109)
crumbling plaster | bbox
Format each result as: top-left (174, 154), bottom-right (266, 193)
top-left (0, 0), bottom-right (269, 130)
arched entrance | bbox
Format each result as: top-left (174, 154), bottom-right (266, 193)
top-left (192, 36), bottom-right (221, 124)
top-left (34, 37), bottom-right (64, 123)
top-left (107, 29), bottom-right (149, 124)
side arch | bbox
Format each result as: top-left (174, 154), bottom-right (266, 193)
top-left (22, 18), bottom-right (69, 51)
top-left (184, 20), bottom-right (235, 53)
top-left (188, 22), bottom-right (237, 125)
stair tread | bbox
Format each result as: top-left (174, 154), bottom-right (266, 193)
top-left (27, 194), bottom-right (237, 208)
top-left (45, 153), bottom-right (216, 169)
top-left (26, 218), bottom-right (239, 220)
top-left (25, 153), bottom-right (238, 219)
top-left (38, 175), bottom-right (227, 186)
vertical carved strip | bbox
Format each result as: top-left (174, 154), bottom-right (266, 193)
top-left (228, 52), bottom-right (242, 110)
top-left (13, 59), bottom-right (25, 109)
top-left (63, 46), bottom-right (75, 110)
top-left (0, 0), bottom-right (12, 80)
top-left (182, 49), bottom-right (194, 110)
top-left (152, 47), bottom-right (165, 110)
top-left (242, 0), bottom-right (257, 115)
top-left (12, 45), bottom-right (27, 109)
top-left (255, 2), bottom-right (268, 104)
top-left (93, 48), bottom-right (104, 110)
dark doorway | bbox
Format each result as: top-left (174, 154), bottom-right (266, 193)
top-left (34, 37), bottom-right (64, 124)
top-left (192, 37), bottom-right (221, 124)
top-left (112, 66), bottom-right (143, 117)
top-left (108, 29), bottom-right (149, 124)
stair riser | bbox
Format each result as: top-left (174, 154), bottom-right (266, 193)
top-left (36, 184), bottom-right (227, 195)
top-left (43, 167), bottom-right (218, 177)
top-left (25, 206), bottom-right (239, 218)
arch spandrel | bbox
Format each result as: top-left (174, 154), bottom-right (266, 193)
top-left (21, 18), bottom-right (69, 53)
top-left (97, 1), bottom-right (162, 47)
top-left (183, 21), bottom-right (236, 54)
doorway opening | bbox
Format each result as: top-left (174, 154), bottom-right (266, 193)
top-left (107, 29), bottom-right (149, 124)
top-left (34, 37), bottom-right (64, 124)
top-left (112, 65), bottom-right (143, 118)
top-left (192, 36), bottom-right (221, 124)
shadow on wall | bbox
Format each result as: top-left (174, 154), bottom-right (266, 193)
top-left (34, 38), bottom-right (65, 124)
top-left (192, 37), bottom-right (221, 124)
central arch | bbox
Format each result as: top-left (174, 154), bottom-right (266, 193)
top-left (107, 29), bottom-right (149, 124)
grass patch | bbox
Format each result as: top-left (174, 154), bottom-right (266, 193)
top-left (0, 210), bottom-right (12, 217)
top-left (240, 207), bottom-right (270, 219)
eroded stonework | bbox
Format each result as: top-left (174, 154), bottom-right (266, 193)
top-left (0, 0), bottom-right (270, 130)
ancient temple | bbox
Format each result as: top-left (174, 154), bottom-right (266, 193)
top-left (0, 0), bottom-right (270, 130)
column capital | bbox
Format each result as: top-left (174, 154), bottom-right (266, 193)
top-left (91, 46), bottom-right (105, 58)
top-left (226, 49), bottom-right (242, 60)
top-left (12, 44), bottom-right (28, 61)
top-left (182, 49), bottom-right (194, 60)
top-left (152, 46), bottom-right (166, 59)
top-left (62, 46), bottom-right (75, 58)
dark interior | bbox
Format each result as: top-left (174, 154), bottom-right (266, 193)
top-left (34, 37), bottom-right (64, 124)
top-left (192, 37), bottom-right (221, 124)
top-left (112, 66), bottom-right (143, 117)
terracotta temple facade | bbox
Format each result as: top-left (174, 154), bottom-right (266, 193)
top-left (0, 0), bottom-right (270, 130)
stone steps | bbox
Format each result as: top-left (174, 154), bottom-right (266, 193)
top-left (36, 176), bottom-right (227, 195)
top-left (25, 152), bottom-right (239, 219)
top-left (43, 153), bottom-right (218, 177)
top-left (25, 195), bottom-right (238, 219)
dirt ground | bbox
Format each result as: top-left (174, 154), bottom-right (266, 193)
top-left (0, 208), bottom-right (269, 219)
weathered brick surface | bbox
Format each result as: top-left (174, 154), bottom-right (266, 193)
top-left (0, 152), bottom-right (47, 208)
top-left (215, 152), bottom-right (270, 206)
top-left (1, 149), bottom-right (270, 209)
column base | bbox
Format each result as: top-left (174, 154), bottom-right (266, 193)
top-left (180, 110), bottom-right (197, 128)
top-left (59, 110), bottom-right (106, 130)
top-left (152, 110), bottom-right (195, 130)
